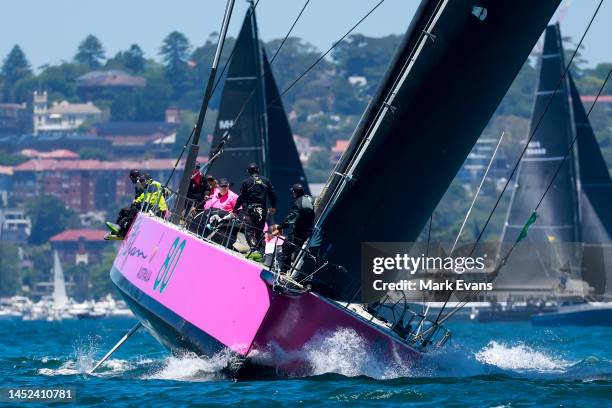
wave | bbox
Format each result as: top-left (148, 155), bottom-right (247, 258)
top-left (33, 328), bottom-right (611, 382)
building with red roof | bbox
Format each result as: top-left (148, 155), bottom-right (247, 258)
top-left (19, 149), bottom-right (80, 160)
top-left (49, 228), bottom-right (107, 300)
top-left (50, 228), bottom-right (107, 266)
top-left (12, 157), bottom-right (207, 213)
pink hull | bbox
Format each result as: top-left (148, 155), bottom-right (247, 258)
top-left (111, 213), bottom-right (420, 374)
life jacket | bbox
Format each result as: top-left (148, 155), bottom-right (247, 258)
top-left (135, 179), bottom-right (168, 212)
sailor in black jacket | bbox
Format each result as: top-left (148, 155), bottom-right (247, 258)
top-left (232, 163), bottom-right (276, 250)
top-left (279, 183), bottom-right (314, 272)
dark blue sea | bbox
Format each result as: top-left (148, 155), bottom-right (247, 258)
top-left (1, 318), bottom-right (610, 407)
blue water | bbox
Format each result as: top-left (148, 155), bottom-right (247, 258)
top-left (1, 318), bottom-right (610, 407)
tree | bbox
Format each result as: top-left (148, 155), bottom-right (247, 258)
top-left (0, 244), bottom-right (21, 296)
top-left (75, 35), bottom-right (106, 68)
top-left (89, 246), bottom-right (119, 299)
top-left (1, 45), bottom-right (31, 84)
top-left (26, 195), bottom-right (78, 245)
top-left (1, 45), bottom-right (32, 101)
top-left (124, 44), bottom-right (145, 73)
top-left (160, 31), bottom-right (192, 97)
top-left (107, 44), bottom-right (145, 73)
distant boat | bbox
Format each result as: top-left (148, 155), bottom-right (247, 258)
top-left (486, 24), bottom-right (612, 324)
top-left (52, 250), bottom-right (68, 310)
top-left (207, 7), bottom-right (309, 220)
top-left (532, 301), bottom-right (612, 326)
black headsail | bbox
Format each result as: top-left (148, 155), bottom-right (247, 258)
top-left (498, 24), bottom-right (581, 290)
top-left (264, 49), bottom-right (311, 218)
top-left (208, 9), bottom-right (309, 219)
top-left (208, 8), bottom-right (267, 187)
top-left (307, 0), bottom-right (561, 301)
top-left (572, 74), bottom-right (612, 294)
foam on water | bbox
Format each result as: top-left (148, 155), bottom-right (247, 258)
top-left (32, 326), bottom-right (609, 382)
top-left (143, 350), bottom-right (236, 381)
top-left (301, 328), bottom-right (412, 379)
top-left (475, 341), bottom-right (572, 373)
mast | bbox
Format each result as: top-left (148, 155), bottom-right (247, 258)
top-left (176, 0), bottom-right (236, 215)
top-left (304, 0), bottom-right (561, 301)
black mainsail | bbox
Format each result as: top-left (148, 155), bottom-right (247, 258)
top-left (208, 8), bottom-right (309, 219)
top-left (572, 74), bottom-right (612, 294)
top-left (306, 0), bottom-right (561, 301)
top-left (499, 24), bottom-right (580, 279)
top-left (498, 24), bottom-right (612, 295)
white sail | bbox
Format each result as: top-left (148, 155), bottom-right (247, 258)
top-left (52, 250), bottom-right (68, 309)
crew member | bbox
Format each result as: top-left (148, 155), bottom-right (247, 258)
top-left (232, 163), bottom-right (276, 251)
top-left (186, 162), bottom-right (206, 211)
top-left (278, 183), bottom-right (315, 272)
top-left (204, 178), bottom-right (238, 212)
top-left (105, 169), bottom-right (144, 240)
top-left (105, 173), bottom-right (168, 240)
top-left (134, 173), bottom-right (168, 215)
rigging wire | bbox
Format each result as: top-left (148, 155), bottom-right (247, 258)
top-left (430, 0), bottom-right (606, 325)
top-left (421, 131), bottom-right (504, 324)
top-left (439, 66), bottom-right (612, 325)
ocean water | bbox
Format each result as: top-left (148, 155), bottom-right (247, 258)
top-left (0, 318), bottom-right (610, 407)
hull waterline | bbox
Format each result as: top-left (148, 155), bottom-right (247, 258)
top-left (531, 303), bottom-right (612, 326)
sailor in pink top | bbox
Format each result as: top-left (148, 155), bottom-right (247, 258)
top-left (204, 178), bottom-right (238, 212)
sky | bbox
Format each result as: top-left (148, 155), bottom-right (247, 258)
top-left (0, 0), bottom-right (610, 71)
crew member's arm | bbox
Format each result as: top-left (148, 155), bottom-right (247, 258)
top-left (232, 181), bottom-right (248, 213)
top-left (281, 203), bottom-right (299, 229)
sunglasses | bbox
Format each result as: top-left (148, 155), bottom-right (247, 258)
top-left (219, 184), bottom-right (229, 188)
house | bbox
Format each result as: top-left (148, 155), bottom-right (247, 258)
top-left (0, 208), bottom-right (31, 243)
top-left (89, 109), bottom-right (180, 158)
top-left (0, 166), bottom-right (13, 206)
top-left (49, 229), bottom-right (107, 266)
top-left (19, 149), bottom-right (80, 160)
top-left (11, 157), bottom-right (201, 213)
top-left (33, 91), bottom-right (104, 135)
top-left (76, 70), bottom-right (146, 100)
top-left (331, 139), bottom-right (350, 162)
top-left (293, 134), bottom-right (322, 163)
top-left (49, 228), bottom-right (107, 300)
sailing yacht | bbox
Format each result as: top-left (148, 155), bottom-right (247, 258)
top-left (482, 24), bottom-right (612, 324)
top-left (207, 7), bottom-right (309, 220)
top-left (108, 0), bottom-right (560, 375)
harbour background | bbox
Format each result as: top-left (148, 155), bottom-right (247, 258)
top-left (1, 318), bottom-right (610, 407)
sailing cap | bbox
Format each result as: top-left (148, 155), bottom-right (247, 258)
top-left (291, 183), bottom-right (305, 195)
top-left (247, 163), bottom-right (259, 174)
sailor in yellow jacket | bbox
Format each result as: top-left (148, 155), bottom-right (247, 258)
top-left (105, 173), bottom-right (168, 240)
top-left (134, 176), bottom-right (168, 213)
